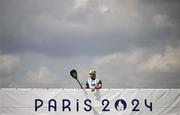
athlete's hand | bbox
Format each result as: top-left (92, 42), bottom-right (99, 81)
top-left (91, 88), bottom-right (95, 92)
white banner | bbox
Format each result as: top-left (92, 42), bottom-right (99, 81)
top-left (0, 88), bottom-right (180, 115)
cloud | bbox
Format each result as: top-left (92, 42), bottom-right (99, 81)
top-left (74, 0), bottom-right (89, 9)
top-left (139, 46), bottom-right (180, 73)
top-left (0, 0), bottom-right (179, 57)
top-left (0, 53), bottom-right (21, 78)
top-left (1, 46), bottom-right (180, 88)
top-left (94, 46), bottom-right (180, 88)
top-left (0, 0), bottom-right (180, 88)
top-left (0, 53), bottom-right (21, 87)
top-left (8, 66), bottom-right (60, 88)
top-left (152, 14), bottom-right (175, 28)
top-left (26, 67), bottom-right (55, 83)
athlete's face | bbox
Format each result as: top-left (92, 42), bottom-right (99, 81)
top-left (90, 73), bottom-right (96, 80)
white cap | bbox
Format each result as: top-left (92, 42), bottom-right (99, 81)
top-left (89, 70), bottom-right (96, 74)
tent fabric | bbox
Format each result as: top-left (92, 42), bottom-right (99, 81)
top-left (0, 88), bottom-right (180, 115)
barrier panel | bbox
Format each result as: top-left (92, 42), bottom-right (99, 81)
top-left (0, 88), bottom-right (180, 115)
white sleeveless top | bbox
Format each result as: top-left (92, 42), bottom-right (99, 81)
top-left (87, 78), bottom-right (101, 89)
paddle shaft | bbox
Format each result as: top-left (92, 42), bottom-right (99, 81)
top-left (76, 78), bottom-right (83, 89)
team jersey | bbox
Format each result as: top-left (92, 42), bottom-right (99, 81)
top-left (86, 77), bottom-right (102, 89)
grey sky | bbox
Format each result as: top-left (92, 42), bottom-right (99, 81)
top-left (0, 0), bottom-right (180, 88)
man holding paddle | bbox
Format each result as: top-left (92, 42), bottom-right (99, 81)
top-left (86, 70), bottom-right (102, 92)
top-left (70, 69), bottom-right (102, 92)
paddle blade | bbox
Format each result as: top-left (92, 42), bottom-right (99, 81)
top-left (70, 69), bottom-right (77, 79)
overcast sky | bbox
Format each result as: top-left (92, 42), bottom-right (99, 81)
top-left (0, 0), bottom-right (180, 88)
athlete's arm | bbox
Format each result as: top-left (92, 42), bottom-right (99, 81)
top-left (86, 82), bottom-right (90, 89)
top-left (95, 80), bottom-right (102, 89)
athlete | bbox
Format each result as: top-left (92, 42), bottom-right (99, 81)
top-left (86, 70), bottom-right (102, 92)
